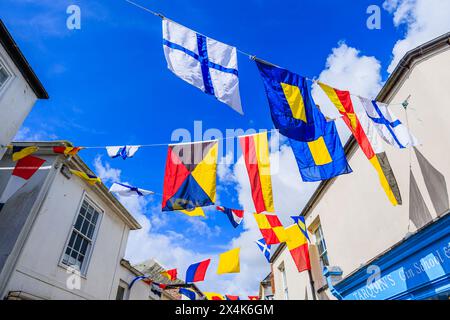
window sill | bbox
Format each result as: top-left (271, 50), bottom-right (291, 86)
top-left (57, 263), bottom-right (88, 280)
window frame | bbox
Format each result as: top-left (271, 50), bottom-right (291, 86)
top-left (59, 192), bottom-right (103, 276)
top-left (0, 55), bottom-right (14, 95)
top-left (311, 222), bottom-right (329, 268)
top-left (116, 280), bottom-right (130, 300)
top-left (278, 263), bottom-right (289, 300)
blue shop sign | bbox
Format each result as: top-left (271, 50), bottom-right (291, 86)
top-left (330, 213), bottom-right (450, 300)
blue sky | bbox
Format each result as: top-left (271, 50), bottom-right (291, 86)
top-left (3, 0), bottom-right (445, 296)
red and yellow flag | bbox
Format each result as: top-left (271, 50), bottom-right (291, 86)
top-left (253, 213), bottom-right (287, 245)
top-left (239, 132), bottom-right (274, 213)
top-left (160, 268), bottom-right (177, 281)
top-left (53, 146), bottom-right (83, 156)
top-left (285, 224), bottom-right (311, 272)
top-left (204, 292), bottom-right (225, 300)
top-left (10, 146), bottom-right (39, 161)
top-left (319, 83), bottom-right (401, 205)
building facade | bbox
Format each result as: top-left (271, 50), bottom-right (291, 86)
top-left (0, 142), bottom-right (153, 300)
top-left (269, 33), bottom-right (450, 300)
top-left (0, 20), bottom-right (48, 160)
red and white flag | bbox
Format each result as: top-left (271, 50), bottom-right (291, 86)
top-left (0, 155), bottom-right (46, 211)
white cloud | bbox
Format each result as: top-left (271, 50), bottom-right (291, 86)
top-left (14, 126), bottom-right (58, 141)
top-left (383, 0), bottom-right (450, 73)
top-left (217, 152), bottom-right (236, 185)
top-left (312, 42), bottom-right (383, 143)
top-left (93, 155), bottom-right (121, 183)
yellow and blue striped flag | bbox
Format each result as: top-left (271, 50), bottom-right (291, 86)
top-left (255, 60), bottom-right (326, 142)
top-left (288, 120), bottom-right (352, 181)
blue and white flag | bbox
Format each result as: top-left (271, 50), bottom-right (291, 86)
top-left (109, 182), bottom-right (154, 197)
top-left (106, 145), bottom-right (140, 159)
top-left (255, 238), bottom-right (271, 263)
top-left (179, 287), bottom-right (197, 300)
top-left (162, 19), bottom-right (243, 114)
top-left (359, 97), bottom-right (418, 149)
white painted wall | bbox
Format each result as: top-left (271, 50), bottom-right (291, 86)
top-left (116, 266), bottom-right (151, 300)
top-left (0, 44), bottom-right (38, 159)
top-left (272, 249), bottom-right (313, 300)
top-left (3, 164), bottom-right (139, 300)
top-left (273, 47), bottom-right (450, 300)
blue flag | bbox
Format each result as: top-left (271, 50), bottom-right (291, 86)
top-left (179, 287), bottom-right (197, 300)
top-left (256, 60), bottom-right (326, 142)
top-left (255, 238), bottom-right (271, 263)
top-left (289, 120), bottom-right (352, 182)
top-left (290, 216), bottom-right (310, 242)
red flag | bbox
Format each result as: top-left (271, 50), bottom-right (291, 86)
top-left (0, 156), bottom-right (46, 211)
top-left (161, 268), bottom-right (178, 281)
top-left (53, 146), bottom-right (83, 156)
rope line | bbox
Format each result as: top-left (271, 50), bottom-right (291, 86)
top-left (124, 0), bottom-right (412, 104)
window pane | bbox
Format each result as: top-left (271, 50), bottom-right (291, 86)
top-left (321, 252), bottom-right (330, 266)
top-left (73, 234), bottom-right (82, 251)
top-left (80, 203), bottom-right (87, 217)
top-left (81, 219), bottom-right (89, 236)
top-left (116, 286), bottom-right (125, 300)
top-left (0, 67), bottom-right (8, 86)
top-left (87, 224), bottom-right (95, 239)
top-left (74, 215), bottom-right (84, 231)
top-left (62, 254), bottom-right (69, 265)
top-left (80, 238), bottom-right (88, 255)
top-left (92, 211), bottom-right (99, 224)
top-left (86, 205), bottom-right (93, 221)
top-left (70, 249), bottom-right (78, 260)
top-left (68, 232), bottom-right (76, 247)
top-left (317, 242), bottom-right (325, 255)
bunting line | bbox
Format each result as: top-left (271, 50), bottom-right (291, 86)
top-left (124, 0), bottom-right (410, 104)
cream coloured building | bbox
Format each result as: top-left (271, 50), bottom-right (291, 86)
top-left (270, 33), bottom-right (450, 300)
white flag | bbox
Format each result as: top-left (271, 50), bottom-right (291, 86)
top-left (109, 183), bottom-right (153, 197)
top-left (359, 97), bottom-right (418, 148)
top-left (106, 146), bottom-right (140, 159)
top-left (162, 19), bottom-right (243, 114)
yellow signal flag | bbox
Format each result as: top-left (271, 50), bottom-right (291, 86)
top-left (11, 146), bottom-right (39, 161)
top-left (179, 207), bottom-right (205, 217)
top-left (70, 169), bottom-right (101, 186)
top-left (217, 247), bottom-right (240, 274)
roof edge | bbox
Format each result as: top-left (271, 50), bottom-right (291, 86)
top-left (10, 141), bottom-right (142, 230)
top-left (0, 19), bottom-right (48, 99)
